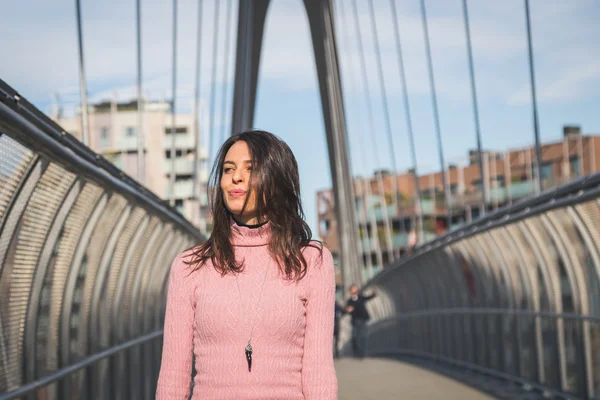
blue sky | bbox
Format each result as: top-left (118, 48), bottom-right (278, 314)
top-left (1, 0), bottom-right (599, 237)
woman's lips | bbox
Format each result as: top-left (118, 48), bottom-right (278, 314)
top-left (229, 190), bottom-right (246, 198)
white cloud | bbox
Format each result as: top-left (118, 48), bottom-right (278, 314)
top-left (508, 59), bottom-right (600, 105)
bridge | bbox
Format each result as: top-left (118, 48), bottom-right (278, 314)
top-left (1, 0), bottom-right (599, 399)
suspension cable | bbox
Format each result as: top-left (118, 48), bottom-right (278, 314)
top-left (366, 0), bottom-right (401, 220)
top-left (192, 0), bottom-right (204, 223)
top-left (419, 0), bottom-right (452, 231)
top-left (207, 0), bottom-right (221, 165)
top-left (350, 0), bottom-right (394, 265)
top-left (461, 0), bottom-right (487, 216)
top-left (388, 0), bottom-right (424, 245)
top-left (169, 0), bottom-right (178, 207)
top-left (135, 0), bottom-right (144, 184)
top-left (335, 0), bottom-right (379, 278)
top-left (218, 0), bottom-right (234, 145)
top-left (74, 0), bottom-right (90, 146)
top-left (524, 0), bottom-right (543, 195)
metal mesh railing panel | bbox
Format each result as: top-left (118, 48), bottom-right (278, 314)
top-left (575, 201), bottom-right (600, 248)
top-left (100, 207), bottom-right (147, 346)
top-left (0, 135), bottom-right (34, 225)
top-left (117, 217), bottom-right (161, 341)
top-left (0, 82), bottom-right (203, 399)
top-left (44, 183), bottom-right (103, 373)
top-left (128, 226), bottom-right (173, 338)
top-left (1, 162), bottom-right (75, 391)
top-left (69, 194), bottom-right (128, 362)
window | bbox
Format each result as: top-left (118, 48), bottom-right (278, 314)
top-left (541, 163), bottom-right (553, 183)
top-left (175, 199), bottom-right (184, 214)
top-left (165, 127), bottom-right (188, 134)
top-left (99, 127), bottom-right (109, 148)
top-left (319, 219), bottom-right (330, 235)
top-left (450, 183), bottom-right (458, 194)
top-left (570, 157), bottom-right (581, 177)
top-left (124, 127), bottom-right (137, 137)
top-left (165, 150), bottom-right (183, 159)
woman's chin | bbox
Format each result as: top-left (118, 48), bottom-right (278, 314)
top-left (227, 208), bottom-right (249, 218)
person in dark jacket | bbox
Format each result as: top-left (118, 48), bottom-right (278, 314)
top-left (345, 284), bottom-right (376, 358)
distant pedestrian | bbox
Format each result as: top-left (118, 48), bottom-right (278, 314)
top-left (345, 284), bottom-right (376, 358)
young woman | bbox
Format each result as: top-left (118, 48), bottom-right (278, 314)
top-left (156, 130), bottom-right (338, 399)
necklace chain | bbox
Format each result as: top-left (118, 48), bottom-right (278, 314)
top-left (235, 265), bottom-right (269, 346)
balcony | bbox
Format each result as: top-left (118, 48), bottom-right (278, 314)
top-left (164, 134), bottom-right (195, 149)
top-left (356, 198), bottom-right (436, 222)
top-left (507, 180), bottom-right (537, 199)
top-left (165, 180), bottom-right (195, 199)
top-left (111, 135), bottom-right (143, 152)
top-left (449, 180), bottom-right (538, 207)
top-left (164, 158), bottom-right (194, 175)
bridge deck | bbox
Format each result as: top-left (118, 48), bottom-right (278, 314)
top-left (336, 358), bottom-right (494, 399)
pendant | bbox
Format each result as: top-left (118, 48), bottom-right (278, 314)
top-left (245, 344), bottom-right (253, 372)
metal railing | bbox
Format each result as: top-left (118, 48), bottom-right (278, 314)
top-left (0, 79), bottom-right (203, 398)
top-left (0, 331), bottom-right (163, 400)
top-left (365, 309), bottom-right (599, 399)
top-left (346, 168), bottom-right (600, 399)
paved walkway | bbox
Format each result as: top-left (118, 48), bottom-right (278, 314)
top-left (336, 358), bottom-right (495, 399)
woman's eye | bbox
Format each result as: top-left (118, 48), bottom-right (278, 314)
top-left (224, 168), bottom-right (233, 173)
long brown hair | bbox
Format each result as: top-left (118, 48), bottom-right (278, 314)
top-left (185, 130), bottom-right (321, 280)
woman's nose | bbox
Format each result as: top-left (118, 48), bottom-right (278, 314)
top-left (232, 170), bottom-right (243, 183)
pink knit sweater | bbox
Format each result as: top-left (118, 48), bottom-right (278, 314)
top-left (155, 220), bottom-right (338, 399)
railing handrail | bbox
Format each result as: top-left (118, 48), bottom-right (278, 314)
top-left (0, 79), bottom-right (202, 240)
top-left (367, 308), bottom-right (600, 333)
top-left (0, 330), bottom-right (163, 400)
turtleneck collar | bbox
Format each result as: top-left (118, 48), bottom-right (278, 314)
top-left (230, 216), bottom-right (271, 247)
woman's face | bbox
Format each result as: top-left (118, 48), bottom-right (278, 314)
top-left (220, 141), bottom-right (259, 224)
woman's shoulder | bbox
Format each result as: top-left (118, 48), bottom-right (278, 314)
top-left (173, 246), bottom-right (198, 266)
top-left (169, 246), bottom-right (206, 278)
top-left (302, 241), bottom-right (334, 269)
top-left (301, 242), bottom-right (335, 295)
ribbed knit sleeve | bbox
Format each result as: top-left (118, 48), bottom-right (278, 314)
top-left (301, 246), bottom-right (338, 399)
top-left (156, 253), bottom-right (196, 400)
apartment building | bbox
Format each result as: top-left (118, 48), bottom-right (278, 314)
top-left (318, 126), bottom-right (600, 280)
top-left (53, 100), bottom-right (210, 231)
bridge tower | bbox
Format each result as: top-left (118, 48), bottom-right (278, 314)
top-left (230, 0), bottom-right (363, 290)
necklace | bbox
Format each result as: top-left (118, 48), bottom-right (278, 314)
top-left (235, 265), bottom-right (269, 372)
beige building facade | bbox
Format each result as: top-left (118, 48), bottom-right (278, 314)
top-left (53, 100), bottom-right (210, 232)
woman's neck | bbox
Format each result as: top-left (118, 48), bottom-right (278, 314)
top-left (229, 216), bottom-right (271, 246)
top-left (231, 214), bottom-right (267, 229)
